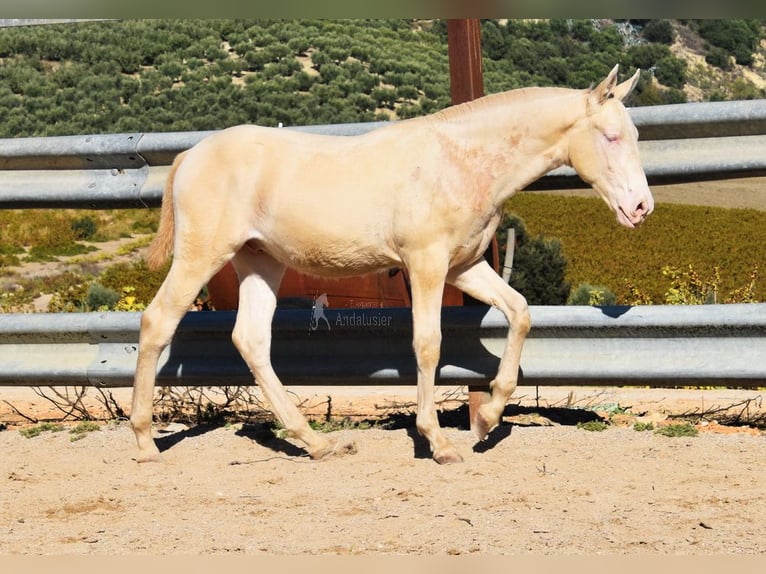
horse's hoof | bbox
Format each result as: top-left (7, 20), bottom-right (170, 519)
top-left (471, 408), bottom-right (497, 442)
top-left (433, 447), bottom-right (464, 465)
top-left (309, 440), bottom-right (358, 460)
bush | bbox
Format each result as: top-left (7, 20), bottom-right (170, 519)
top-left (705, 46), bottom-right (733, 70)
top-left (697, 19), bottom-right (761, 66)
top-left (508, 234), bottom-right (570, 305)
top-left (641, 20), bottom-right (675, 44)
top-left (71, 215), bottom-right (97, 241)
top-left (99, 259), bottom-right (168, 307)
top-left (631, 72), bottom-right (687, 106)
top-left (86, 283), bottom-right (121, 310)
top-left (496, 212), bottom-right (570, 305)
top-left (654, 55), bottom-right (686, 89)
top-left (568, 283), bottom-right (617, 306)
top-left (729, 78), bottom-right (764, 100)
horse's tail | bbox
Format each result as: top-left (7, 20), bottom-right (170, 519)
top-left (146, 151), bottom-right (187, 271)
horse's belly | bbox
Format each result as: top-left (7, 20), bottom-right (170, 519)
top-left (252, 238), bottom-right (400, 278)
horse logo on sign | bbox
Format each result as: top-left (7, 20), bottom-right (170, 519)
top-left (309, 293), bottom-right (331, 332)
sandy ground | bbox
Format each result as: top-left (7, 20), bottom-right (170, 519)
top-left (1, 384), bottom-right (765, 555)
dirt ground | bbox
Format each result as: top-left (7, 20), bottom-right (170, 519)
top-left (1, 384), bottom-right (765, 555)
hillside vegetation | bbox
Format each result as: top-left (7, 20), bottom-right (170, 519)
top-left (507, 193), bottom-right (766, 304)
top-left (0, 19), bottom-right (764, 309)
top-left (0, 19), bottom-right (764, 137)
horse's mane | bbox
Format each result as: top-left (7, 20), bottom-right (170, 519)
top-left (429, 86), bottom-right (583, 124)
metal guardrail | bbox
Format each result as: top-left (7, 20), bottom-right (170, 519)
top-left (0, 304), bottom-right (764, 388)
top-left (1, 99), bottom-right (765, 208)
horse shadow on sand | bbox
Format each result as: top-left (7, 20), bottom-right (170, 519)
top-left (153, 305), bottom-right (603, 460)
top-left (154, 393), bottom-right (603, 462)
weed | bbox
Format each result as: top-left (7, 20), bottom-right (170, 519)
top-left (19, 422), bottom-right (65, 438)
top-left (153, 386), bottom-right (271, 426)
top-left (112, 286), bottom-right (146, 311)
top-left (309, 417), bottom-right (373, 432)
top-left (633, 422), bottom-right (655, 431)
top-left (593, 402), bottom-right (629, 415)
top-left (576, 420), bottom-right (609, 432)
top-left (69, 421), bottom-right (101, 442)
top-left (115, 235), bottom-right (152, 256)
top-left (655, 422), bottom-right (699, 437)
top-left (0, 244), bottom-right (23, 268)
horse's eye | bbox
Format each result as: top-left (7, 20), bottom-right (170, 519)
top-left (605, 133), bottom-right (620, 143)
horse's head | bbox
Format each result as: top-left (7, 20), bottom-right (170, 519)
top-left (567, 65), bottom-right (654, 229)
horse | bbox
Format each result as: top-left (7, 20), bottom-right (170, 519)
top-left (130, 64), bottom-right (653, 465)
top-left (309, 293), bottom-right (331, 331)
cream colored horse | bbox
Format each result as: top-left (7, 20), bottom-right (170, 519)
top-left (131, 65), bottom-right (653, 464)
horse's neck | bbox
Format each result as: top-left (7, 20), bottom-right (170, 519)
top-left (432, 88), bottom-right (585, 198)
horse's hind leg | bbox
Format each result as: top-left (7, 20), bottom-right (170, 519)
top-left (131, 254), bottom-right (225, 462)
top-left (231, 250), bottom-right (337, 459)
top-left (448, 259), bottom-right (531, 440)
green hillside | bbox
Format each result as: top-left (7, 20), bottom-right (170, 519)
top-left (0, 19), bottom-right (764, 137)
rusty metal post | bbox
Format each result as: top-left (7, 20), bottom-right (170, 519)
top-left (446, 19), bottom-right (493, 422)
top-left (447, 19), bottom-right (484, 106)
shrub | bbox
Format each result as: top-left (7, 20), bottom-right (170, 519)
top-left (48, 281), bottom-right (90, 312)
top-left (697, 19), bottom-right (761, 66)
top-left (641, 20), bottom-right (675, 44)
top-left (71, 215), bottom-right (97, 240)
top-left (568, 283), bottom-right (617, 306)
top-left (654, 55), bottom-right (686, 89)
top-left (500, 213), bottom-right (570, 305)
top-left (99, 259), bottom-right (168, 307)
top-left (729, 78), bottom-right (764, 100)
top-left (705, 46), bottom-right (733, 70)
top-left (86, 283), bottom-right (121, 311)
top-left (627, 43), bottom-right (670, 72)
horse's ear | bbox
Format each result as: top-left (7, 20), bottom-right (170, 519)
top-left (588, 64), bottom-right (627, 110)
top-left (611, 68), bottom-right (641, 102)
top-left (590, 64), bottom-right (620, 106)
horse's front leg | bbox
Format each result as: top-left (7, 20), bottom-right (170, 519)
top-left (448, 259), bottom-right (531, 440)
top-left (407, 253), bottom-right (464, 464)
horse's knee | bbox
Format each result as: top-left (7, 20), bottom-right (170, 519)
top-left (413, 331), bottom-right (442, 371)
top-left (512, 300), bottom-right (531, 338)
